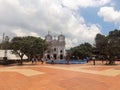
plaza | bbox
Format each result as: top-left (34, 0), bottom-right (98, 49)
top-left (0, 61), bottom-right (120, 90)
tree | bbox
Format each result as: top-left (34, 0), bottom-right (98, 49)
top-left (10, 36), bottom-right (47, 65)
top-left (71, 42), bottom-right (92, 59)
top-left (95, 29), bottom-right (120, 65)
top-left (106, 30), bottom-right (120, 64)
top-left (95, 33), bottom-right (107, 55)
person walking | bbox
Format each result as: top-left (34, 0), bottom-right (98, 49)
top-left (66, 53), bottom-right (70, 64)
top-left (34, 56), bottom-right (38, 64)
top-left (31, 57), bottom-right (35, 64)
top-left (50, 55), bottom-right (54, 64)
top-left (92, 56), bottom-right (96, 65)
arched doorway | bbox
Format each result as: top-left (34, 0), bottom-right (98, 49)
top-left (60, 54), bottom-right (63, 59)
top-left (47, 55), bottom-right (50, 59)
top-left (53, 54), bottom-right (57, 59)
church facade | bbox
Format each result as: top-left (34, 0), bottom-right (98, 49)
top-left (44, 33), bottom-right (66, 60)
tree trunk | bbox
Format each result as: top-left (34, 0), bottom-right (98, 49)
top-left (20, 55), bottom-right (24, 65)
top-left (108, 56), bottom-right (115, 65)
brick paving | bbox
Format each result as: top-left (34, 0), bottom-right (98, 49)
top-left (0, 61), bottom-right (120, 90)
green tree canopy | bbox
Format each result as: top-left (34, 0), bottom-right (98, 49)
top-left (107, 30), bottom-right (120, 56)
top-left (95, 33), bottom-right (107, 55)
top-left (95, 29), bottom-right (120, 64)
top-left (71, 42), bottom-right (92, 59)
top-left (10, 36), bottom-right (47, 64)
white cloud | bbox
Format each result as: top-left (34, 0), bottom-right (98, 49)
top-left (12, 29), bottom-right (27, 36)
top-left (12, 28), bottom-right (39, 37)
top-left (61, 0), bottom-right (111, 9)
top-left (98, 6), bottom-right (120, 23)
top-left (0, 0), bottom-right (105, 49)
top-left (30, 32), bottom-right (39, 37)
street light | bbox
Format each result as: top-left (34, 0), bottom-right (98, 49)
top-left (4, 36), bottom-right (9, 59)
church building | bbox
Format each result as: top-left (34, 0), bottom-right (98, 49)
top-left (44, 32), bottom-right (66, 60)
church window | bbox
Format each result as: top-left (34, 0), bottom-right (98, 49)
top-left (54, 48), bottom-right (56, 51)
top-left (60, 50), bottom-right (63, 53)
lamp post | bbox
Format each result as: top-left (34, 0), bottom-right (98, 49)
top-left (4, 36), bottom-right (9, 60)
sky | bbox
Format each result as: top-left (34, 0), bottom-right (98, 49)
top-left (0, 0), bottom-right (120, 49)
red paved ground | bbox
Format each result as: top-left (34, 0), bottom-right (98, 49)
top-left (0, 61), bottom-right (120, 90)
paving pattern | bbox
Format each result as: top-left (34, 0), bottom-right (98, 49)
top-left (43, 65), bottom-right (120, 76)
top-left (0, 62), bottom-right (120, 90)
top-left (0, 67), bottom-right (44, 76)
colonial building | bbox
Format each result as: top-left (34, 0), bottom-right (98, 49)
top-left (45, 32), bottom-right (66, 60)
